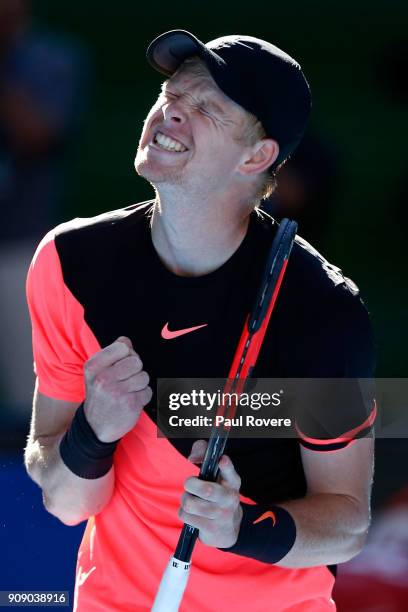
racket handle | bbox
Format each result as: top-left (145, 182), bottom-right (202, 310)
top-left (151, 556), bottom-right (191, 612)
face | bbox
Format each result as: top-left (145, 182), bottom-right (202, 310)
top-left (134, 60), bottom-right (255, 192)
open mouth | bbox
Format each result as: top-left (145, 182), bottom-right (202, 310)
top-left (153, 131), bottom-right (188, 153)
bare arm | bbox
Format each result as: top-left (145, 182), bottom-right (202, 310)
top-left (179, 437), bottom-right (374, 567)
top-left (24, 336), bottom-right (152, 526)
top-left (276, 437), bottom-right (374, 567)
top-left (24, 381), bottom-right (115, 526)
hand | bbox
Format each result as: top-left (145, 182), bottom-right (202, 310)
top-left (83, 336), bottom-right (152, 443)
top-left (178, 439), bottom-right (243, 548)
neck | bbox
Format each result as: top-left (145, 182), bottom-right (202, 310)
top-left (150, 184), bottom-right (254, 277)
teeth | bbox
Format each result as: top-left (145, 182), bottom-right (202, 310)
top-left (154, 132), bottom-right (187, 152)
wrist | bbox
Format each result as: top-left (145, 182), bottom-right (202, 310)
top-left (219, 503), bottom-right (296, 564)
top-left (82, 401), bottom-right (111, 443)
top-left (59, 402), bottom-right (120, 480)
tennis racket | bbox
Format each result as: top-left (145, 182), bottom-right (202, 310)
top-left (152, 218), bottom-right (298, 612)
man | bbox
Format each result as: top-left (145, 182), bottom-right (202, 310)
top-left (25, 30), bottom-right (376, 611)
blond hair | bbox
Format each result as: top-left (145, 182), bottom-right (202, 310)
top-left (177, 56), bottom-right (281, 204)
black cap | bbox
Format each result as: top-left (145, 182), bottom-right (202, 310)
top-left (146, 29), bottom-right (312, 169)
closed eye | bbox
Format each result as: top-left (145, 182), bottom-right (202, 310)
top-left (163, 93), bottom-right (211, 116)
top-left (198, 106), bottom-right (213, 118)
top-left (159, 91), bottom-right (178, 102)
top-left (159, 88), bottom-right (231, 124)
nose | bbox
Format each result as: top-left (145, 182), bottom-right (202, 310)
top-left (162, 100), bottom-right (186, 125)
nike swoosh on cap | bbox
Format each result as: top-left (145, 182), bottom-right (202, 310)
top-left (161, 322), bottom-right (208, 340)
top-left (253, 510), bottom-right (277, 526)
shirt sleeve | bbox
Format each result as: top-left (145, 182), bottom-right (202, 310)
top-left (295, 282), bottom-right (377, 452)
top-left (26, 229), bottom-right (100, 402)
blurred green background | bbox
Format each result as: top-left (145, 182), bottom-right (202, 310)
top-left (33, 0), bottom-right (408, 378)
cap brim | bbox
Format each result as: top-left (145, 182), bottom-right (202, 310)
top-left (146, 29), bottom-right (224, 77)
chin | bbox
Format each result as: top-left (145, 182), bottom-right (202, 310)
top-left (134, 153), bottom-right (183, 186)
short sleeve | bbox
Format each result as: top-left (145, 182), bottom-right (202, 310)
top-left (295, 283), bottom-right (377, 452)
top-left (26, 229), bottom-right (100, 401)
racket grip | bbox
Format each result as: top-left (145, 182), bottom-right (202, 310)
top-left (151, 556), bottom-right (191, 612)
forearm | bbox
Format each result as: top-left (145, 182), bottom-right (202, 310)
top-left (24, 434), bottom-right (115, 526)
top-left (276, 492), bottom-right (370, 568)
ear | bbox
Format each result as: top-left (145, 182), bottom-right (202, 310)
top-left (238, 139), bottom-right (280, 177)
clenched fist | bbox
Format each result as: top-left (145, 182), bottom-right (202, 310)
top-left (83, 336), bottom-right (152, 443)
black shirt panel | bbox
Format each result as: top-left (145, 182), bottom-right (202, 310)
top-left (54, 201), bottom-right (375, 504)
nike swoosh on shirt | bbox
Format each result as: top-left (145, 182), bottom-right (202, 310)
top-left (161, 322), bottom-right (208, 340)
top-left (253, 510), bottom-right (277, 526)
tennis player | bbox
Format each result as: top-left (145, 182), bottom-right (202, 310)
top-left (24, 30), bottom-right (376, 611)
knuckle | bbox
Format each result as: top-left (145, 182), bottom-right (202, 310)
top-left (213, 505), bottom-right (223, 520)
top-left (121, 354), bottom-right (140, 371)
top-left (143, 386), bottom-right (153, 402)
top-left (115, 356), bottom-right (141, 380)
top-left (134, 385), bottom-right (152, 407)
top-left (194, 439), bottom-right (207, 451)
top-left (184, 476), bottom-right (194, 490)
top-left (110, 384), bottom-right (123, 402)
top-left (132, 353), bottom-right (143, 369)
top-left (204, 484), bottom-right (213, 498)
top-left (186, 497), bottom-right (197, 514)
top-left (111, 361), bottom-right (123, 379)
top-left (109, 340), bottom-right (130, 358)
top-left (219, 493), bottom-right (230, 509)
top-left (116, 335), bottom-right (131, 344)
top-left (104, 343), bottom-right (117, 355)
top-left (84, 359), bottom-right (96, 377)
top-left (114, 337), bottom-right (130, 349)
top-left (139, 370), bottom-right (150, 387)
top-left (93, 372), bottom-right (106, 389)
top-left (220, 489), bottom-right (234, 509)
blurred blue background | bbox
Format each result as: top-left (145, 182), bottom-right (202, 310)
top-left (0, 452), bottom-right (84, 607)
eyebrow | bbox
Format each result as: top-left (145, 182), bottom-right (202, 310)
top-left (160, 80), bottom-right (229, 117)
